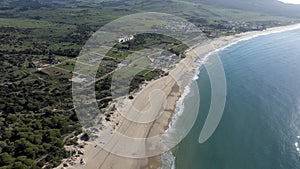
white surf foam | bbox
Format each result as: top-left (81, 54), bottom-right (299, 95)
top-left (161, 24), bottom-right (300, 169)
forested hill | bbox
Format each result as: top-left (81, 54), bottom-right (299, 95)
top-left (2, 0), bottom-right (300, 19)
top-left (188, 0), bottom-right (300, 18)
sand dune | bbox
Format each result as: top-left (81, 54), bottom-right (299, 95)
top-left (57, 23), bottom-right (300, 169)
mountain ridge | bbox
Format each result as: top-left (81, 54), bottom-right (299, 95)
top-left (186, 0), bottom-right (300, 18)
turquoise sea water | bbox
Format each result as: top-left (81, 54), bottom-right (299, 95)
top-left (174, 28), bottom-right (300, 169)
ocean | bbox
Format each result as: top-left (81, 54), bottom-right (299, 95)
top-left (173, 28), bottom-right (300, 169)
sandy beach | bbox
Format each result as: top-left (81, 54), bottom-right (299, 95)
top-left (56, 23), bottom-right (300, 169)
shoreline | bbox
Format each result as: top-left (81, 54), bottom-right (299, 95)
top-left (161, 22), bottom-right (300, 169)
top-left (57, 23), bottom-right (300, 169)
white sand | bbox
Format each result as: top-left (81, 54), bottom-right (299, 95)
top-left (58, 23), bottom-right (300, 169)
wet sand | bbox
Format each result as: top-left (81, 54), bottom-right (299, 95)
top-left (57, 23), bottom-right (300, 169)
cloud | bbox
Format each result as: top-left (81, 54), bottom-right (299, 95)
top-left (278, 0), bottom-right (300, 4)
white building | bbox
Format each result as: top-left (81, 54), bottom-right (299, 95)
top-left (118, 35), bottom-right (134, 43)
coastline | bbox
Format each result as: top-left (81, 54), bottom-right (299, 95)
top-left (58, 23), bottom-right (300, 169)
top-left (163, 22), bottom-right (300, 169)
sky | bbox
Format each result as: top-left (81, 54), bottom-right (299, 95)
top-left (278, 0), bottom-right (300, 4)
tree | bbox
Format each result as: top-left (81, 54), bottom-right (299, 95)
top-left (24, 145), bottom-right (38, 159)
top-left (13, 162), bottom-right (29, 169)
top-left (6, 115), bottom-right (18, 124)
top-left (0, 152), bottom-right (14, 166)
